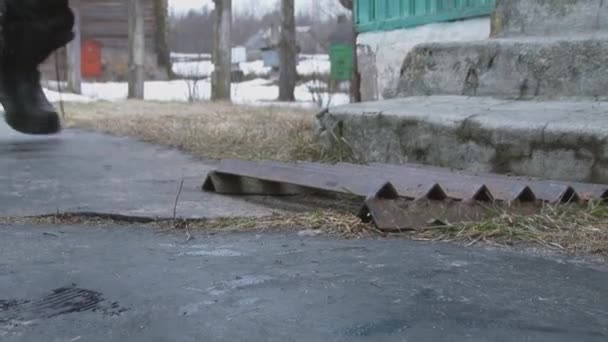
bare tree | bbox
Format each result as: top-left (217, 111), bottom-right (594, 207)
top-left (278, 0), bottom-right (297, 102)
top-left (212, 0), bottom-right (232, 101)
top-left (128, 0), bottom-right (145, 99)
top-left (168, 4), bottom-right (341, 55)
top-left (66, 0), bottom-right (82, 94)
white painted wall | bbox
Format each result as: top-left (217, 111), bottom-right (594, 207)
top-left (357, 17), bottom-right (491, 101)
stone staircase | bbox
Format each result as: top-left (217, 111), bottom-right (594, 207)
top-left (316, 0), bottom-right (608, 184)
top-left (490, 0), bottom-right (608, 38)
top-left (398, 35), bottom-right (608, 99)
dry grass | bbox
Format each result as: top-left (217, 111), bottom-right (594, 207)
top-left (411, 202), bottom-right (608, 256)
top-left (2, 202), bottom-right (606, 257)
top-left (179, 209), bottom-right (375, 237)
top-left (0, 210), bottom-right (375, 239)
top-left (62, 100), bottom-right (344, 162)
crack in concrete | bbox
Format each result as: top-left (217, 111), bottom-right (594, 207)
top-left (597, 0), bottom-right (605, 30)
top-left (540, 122), bottom-right (551, 144)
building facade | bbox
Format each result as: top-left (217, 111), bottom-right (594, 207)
top-left (42, 0), bottom-right (170, 82)
top-left (355, 0), bottom-right (494, 101)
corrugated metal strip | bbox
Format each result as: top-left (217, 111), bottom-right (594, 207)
top-left (202, 160), bottom-right (607, 231)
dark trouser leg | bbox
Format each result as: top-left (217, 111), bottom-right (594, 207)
top-left (0, 0), bottom-right (74, 135)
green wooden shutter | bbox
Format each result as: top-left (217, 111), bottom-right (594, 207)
top-left (355, 0), bottom-right (495, 33)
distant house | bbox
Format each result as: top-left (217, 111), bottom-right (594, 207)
top-left (245, 24), bottom-right (326, 61)
top-left (41, 0), bottom-right (170, 82)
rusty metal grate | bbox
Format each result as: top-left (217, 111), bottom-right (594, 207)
top-left (202, 160), bottom-right (608, 231)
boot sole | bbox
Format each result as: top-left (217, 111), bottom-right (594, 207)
top-left (4, 111), bottom-right (62, 135)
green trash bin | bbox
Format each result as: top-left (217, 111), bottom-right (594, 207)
top-left (330, 43), bottom-right (354, 82)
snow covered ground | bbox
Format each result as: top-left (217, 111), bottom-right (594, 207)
top-left (44, 77), bottom-right (349, 109)
top-left (40, 53), bottom-right (346, 109)
top-left (170, 52), bottom-right (212, 61)
top-left (172, 54), bottom-right (331, 78)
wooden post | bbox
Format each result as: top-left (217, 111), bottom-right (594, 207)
top-left (66, 0), bottom-right (82, 94)
top-left (128, 0), bottom-right (145, 99)
top-left (211, 0), bottom-right (232, 102)
top-left (350, 24), bottom-right (361, 103)
top-left (278, 0), bottom-right (296, 102)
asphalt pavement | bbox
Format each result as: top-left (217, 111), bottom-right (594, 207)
top-left (0, 120), bottom-right (275, 218)
top-left (1, 225), bottom-right (607, 342)
top-left (0, 120), bottom-right (607, 342)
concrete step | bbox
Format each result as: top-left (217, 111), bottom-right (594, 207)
top-left (315, 96), bottom-right (608, 183)
top-left (396, 36), bottom-right (608, 100)
top-left (492, 0), bottom-right (608, 38)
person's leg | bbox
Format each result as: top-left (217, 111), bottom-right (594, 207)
top-left (0, 0), bottom-right (74, 135)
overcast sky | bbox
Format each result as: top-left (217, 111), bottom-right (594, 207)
top-left (169, 0), bottom-right (344, 16)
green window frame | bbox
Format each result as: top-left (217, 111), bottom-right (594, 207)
top-left (355, 0), bottom-right (495, 33)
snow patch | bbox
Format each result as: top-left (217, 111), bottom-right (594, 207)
top-left (72, 78), bottom-right (348, 108)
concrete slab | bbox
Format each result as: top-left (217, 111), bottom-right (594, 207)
top-left (491, 0), bottom-right (608, 38)
top-left (0, 120), bottom-right (277, 218)
top-left (0, 225), bottom-right (606, 341)
top-left (317, 97), bottom-right (608, 183)
top-left (397, 36), bottom-right (608, 99)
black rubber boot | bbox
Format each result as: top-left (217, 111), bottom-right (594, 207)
top-left (1, 69), bottom-right (62, 135)
top-left (0, 0), bottom-right (74, 135)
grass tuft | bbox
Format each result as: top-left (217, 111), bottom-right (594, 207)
top-left (412, 201), bottom-right (608, 255)
top-left (63, 100), bottom-right (350, 163)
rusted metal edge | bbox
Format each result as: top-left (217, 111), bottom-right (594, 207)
top-left (202, 159), bottom-right (607, 231)
top-left (358, 196), bottom-right (411, 231)
top-left (357, 184), bottom-right (410, 231)
top-left (337, 162), bottom-right (537, 203)
top-left (359, 197), bottom-right (501, 232)
top-left (203, 159), bottom-right (386, 197)
top-left (202, 160), bottom-right (406, 230)
top-left (369, 162), bottom-right (608, 203)
top-left (203, 171), bottom-right (301, 196)
top-left (330, 162), bottom-right (493, 202)
top-left (363, 163), bottom-right (596, 203)
top-left (372, 163), bottom-right (539, 202)
top-left (330, 161), bottom-right (534, 203)
top-left (301, 161), bottom-right (442, 200)
top-left (205, 172), bottom-right (402, 231)
top-left (472, 185), bottom-right (494, 202)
